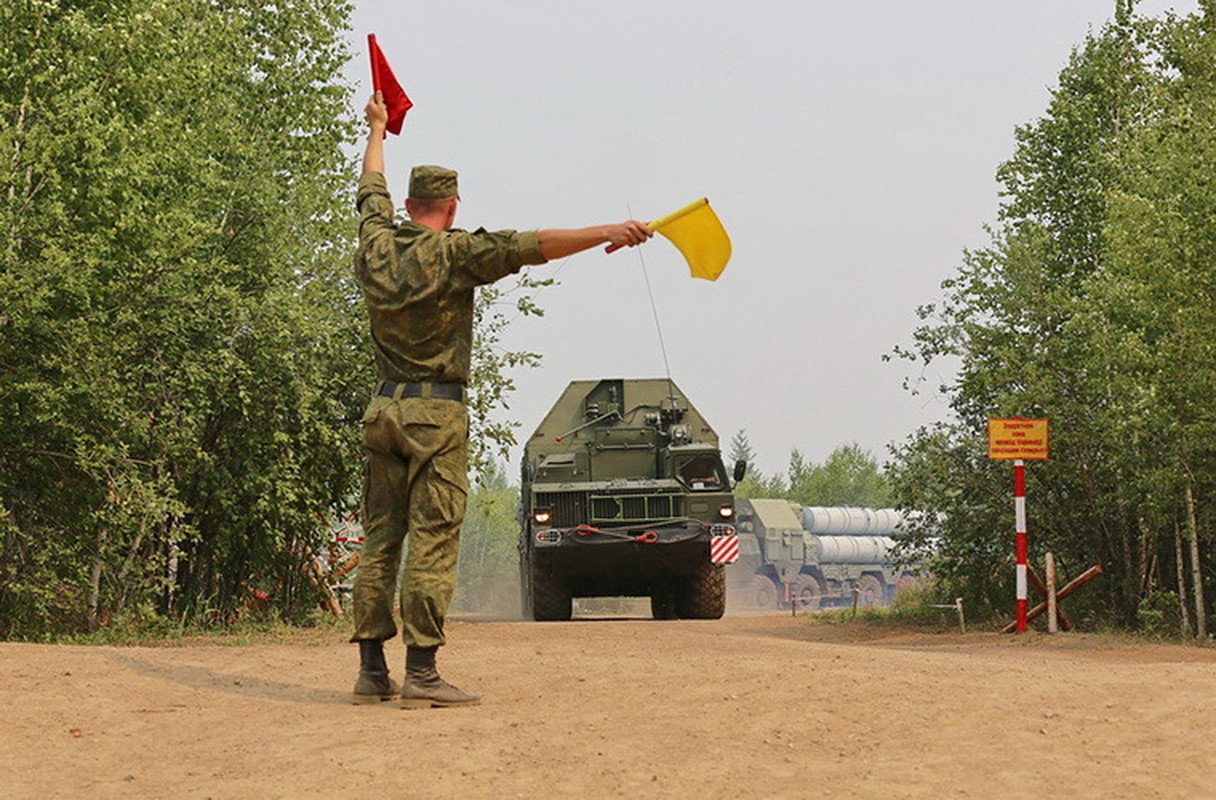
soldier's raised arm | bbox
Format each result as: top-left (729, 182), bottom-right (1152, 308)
top-left (362, 92), bottom-right (388, 175)
top-left (356, 92), bottom-right (395, 260)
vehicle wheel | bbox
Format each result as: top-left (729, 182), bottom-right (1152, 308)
top-left (791, 573), bottom-right (823, 612)
top-left (675, 562), bottom-right (726, 619)
top-left (856, 574), bottom-right (885, 607)
top-left (651, 584), bottom-right (678, 620)
top-left (530, 566), bottom-right (572, 621)
top-left (747, 573), bottom-right (780, 610)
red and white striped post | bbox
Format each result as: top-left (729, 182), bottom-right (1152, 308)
top-left (1013, 458), bottom-right (1028, 632)
top-left (988, 418), bottom-right (1048, 634)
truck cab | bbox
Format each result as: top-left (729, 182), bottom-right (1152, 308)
top-left (518, 378), bottom-right (738, 620)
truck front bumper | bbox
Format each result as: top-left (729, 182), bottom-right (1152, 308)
top-left (527, 521), bottom-right (735, 594)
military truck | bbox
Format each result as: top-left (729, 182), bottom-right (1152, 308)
top-left (730, 499), bottom-right (917, 609)
top-left (518, 378), bottom-right (745, 621)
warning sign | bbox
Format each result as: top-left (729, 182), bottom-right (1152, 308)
top-left (987, 418), bottom-right (1049, 460)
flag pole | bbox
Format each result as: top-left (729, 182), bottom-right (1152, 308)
top-left (649, 197), bottom-right (709, 231)
top-left (368, 34), bottom-right (382, 93)
top-left (605, 197), bottom-right (711, 254)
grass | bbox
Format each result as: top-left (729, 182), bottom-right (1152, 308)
top-left (794, 581), bottom-right (973, 633)
top-left (50, 606), bottom-right (350, 648)
top-left (795, 585), bottom-right (1216, 646)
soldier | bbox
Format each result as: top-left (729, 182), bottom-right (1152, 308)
top-left (352, 92), bottom-right (652, 707)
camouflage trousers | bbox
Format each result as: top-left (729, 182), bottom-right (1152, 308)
top-left (350, 395), bottom-right (468, 649)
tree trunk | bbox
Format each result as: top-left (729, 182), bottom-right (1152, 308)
top-left (1137, 514), bottom-right (1156, 600)
top-left (113, 521), bottom-right (147, 617)
top-left (1174, 518), bottom-right (1192, 638)
top-left (1120, 520), bottom-right (1137, 612)
top-left (87, 528), bottom-right (108, 632)
top-left (165, 516), bottom-right (179, 614)
top-left (1183, 478), bottom-right (1206, 639)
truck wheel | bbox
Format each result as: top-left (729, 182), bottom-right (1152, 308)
top-left (747, 574), bottom-right (780, 609)
top-left (792, 574), bottom-right (823, 612)
top-left (675, 562), bottom-right (726, 619)
top-left (651, 586), bottom-right (678, 620)
top-left (856, 574), bottom-right (885, 607)
top-left (530, 568), bottom-right (572, 621)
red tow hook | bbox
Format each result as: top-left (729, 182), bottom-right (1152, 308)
top-left (574, 524), bottom-right (658, 543)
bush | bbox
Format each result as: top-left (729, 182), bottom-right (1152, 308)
top-left (1136, 591), bottom-right (1186, 640)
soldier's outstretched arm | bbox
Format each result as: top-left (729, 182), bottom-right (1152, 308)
top-left (362, 92), bottom-right (388, 175)
top-left (537, 221), bottom-right (652, 261)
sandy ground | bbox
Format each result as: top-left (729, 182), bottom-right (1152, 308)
top-left (3, 611), bottom-right (1215, 799)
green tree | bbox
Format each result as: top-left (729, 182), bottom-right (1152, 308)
top-left (732, 469), bottom-right (786, 501)
top-left (0, 0), bottom-right (362, 636)
top-left (799, 443), bottom-right (891, 507)
top-left (732, 441), bottom-right (890, 507)
top-left (889, 3), bottom-right (1216, 631)
top-left (785, 448), bottom-right (814, 502)
top-left (468, 275), bottom-right (552, 480)
top-left (727, 428), bottom-right (756, 468)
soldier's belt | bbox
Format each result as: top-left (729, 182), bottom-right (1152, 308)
top-left (377, 380), bottom-right (465, 402)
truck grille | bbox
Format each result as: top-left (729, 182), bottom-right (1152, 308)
top-left (536, 492), bottom-right (586, 528)
top-left (536, 489), bottom-right (684, 527)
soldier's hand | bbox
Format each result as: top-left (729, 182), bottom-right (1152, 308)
top-left (605, 220), bottom-right (653, 249)
top-left (365, 92), bottom-right (388, 133)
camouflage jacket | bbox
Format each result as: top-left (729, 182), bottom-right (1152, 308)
top-left (355, 172), bottom-right (547, 385)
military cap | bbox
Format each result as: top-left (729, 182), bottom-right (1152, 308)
top-left (409, 165), bottom-right (459, 199)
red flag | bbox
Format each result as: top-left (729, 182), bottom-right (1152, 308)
top-left (368, 34), bottom-right (412, 136)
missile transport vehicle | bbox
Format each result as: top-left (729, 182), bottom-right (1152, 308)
top-left (730, 499), bottom-right (917, 609)
top-left (518, 378), bottom-right (744, 621)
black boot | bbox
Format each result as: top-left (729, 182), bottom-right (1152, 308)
top-left (401, 645), bottom-right (480, 709)
top-left (352, 639), bottom-right (399, 704)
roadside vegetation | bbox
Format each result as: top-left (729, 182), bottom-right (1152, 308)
top-left (0, 1), bottom-right (540, 640)
top-left (887, 3), bottom-right (1216, 640)
top-left (6, 1), bottom-right (1216, 642)
top-left (728, 431), bottom-right (891, 508)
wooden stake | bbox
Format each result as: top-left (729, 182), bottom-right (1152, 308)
top-left (1002, 564), bottom-right (1102, 633)
top-left (303, 553), bottom-right (343, 618)
top-left (1046, 552), bottom-right (1058, 634)
top-left (1027, 565), bottom-right (1072, 631)
top-left (330, 550), bottom-right (360, 583)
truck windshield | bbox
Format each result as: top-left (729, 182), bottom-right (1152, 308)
top-left (675, 454), bottom-right (725, 491)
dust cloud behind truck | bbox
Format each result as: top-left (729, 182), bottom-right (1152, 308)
top-left (518, 378), bottom-right (744, 621)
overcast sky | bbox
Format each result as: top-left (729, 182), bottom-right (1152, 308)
top-left (343, 1), bottom-right (1200, 478)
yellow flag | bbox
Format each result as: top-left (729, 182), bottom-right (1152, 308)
top-left (650, 198), bottom-right (732, 281)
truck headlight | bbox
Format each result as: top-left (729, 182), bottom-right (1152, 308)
top-left (718, 504), bottom-right (734, 519)
top-left (533, 508), bottom-right (552, 525)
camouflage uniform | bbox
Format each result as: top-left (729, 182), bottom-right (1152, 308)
top-left (351, 168), bottom-right (546, 649)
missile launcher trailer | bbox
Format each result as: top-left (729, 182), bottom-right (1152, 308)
top-left (518, 378), bottom-right (744, 621)
top-left (731, 498), bottom-right (916, 610)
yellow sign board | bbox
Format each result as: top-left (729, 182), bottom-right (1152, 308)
top-left (987, 418), bottom-right (1049, 460)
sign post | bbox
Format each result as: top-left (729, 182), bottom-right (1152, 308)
top-left (987, 418), bottom-right (1049, 633)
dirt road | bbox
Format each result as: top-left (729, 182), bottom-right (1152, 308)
top-left (3, 613), bottom-right (1214, 799)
